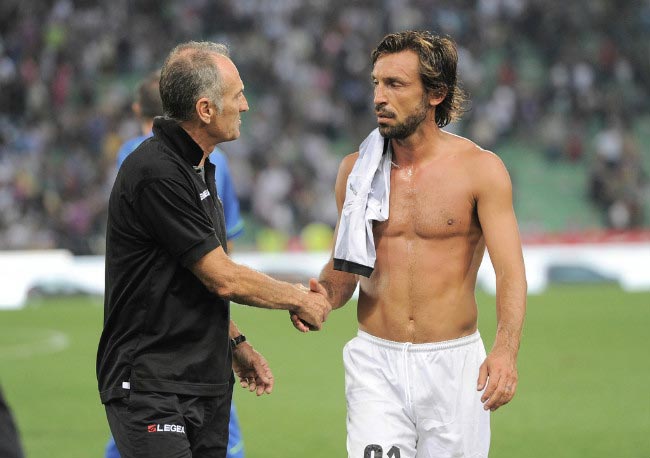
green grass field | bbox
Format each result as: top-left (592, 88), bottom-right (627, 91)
top-left (0, 285), bottom-right (648, 457)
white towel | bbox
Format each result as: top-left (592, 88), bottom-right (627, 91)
top-left (333, 128), bottom-right (391, 277)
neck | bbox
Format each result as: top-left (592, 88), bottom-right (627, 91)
top-left (179, 120), bottom-right (215, 166)
top-left (390, 123), bottom-right (444, 167)
top-left (141, 119), bottom-right (154, 136)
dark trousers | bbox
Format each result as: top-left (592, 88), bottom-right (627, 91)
top-left (0, 386), bottom-right (25, 458)
top-left (105, 387), bottom-right (233, 458)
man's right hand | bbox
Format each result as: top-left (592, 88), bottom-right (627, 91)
top-left (290, 278), bottom-right (331, 332)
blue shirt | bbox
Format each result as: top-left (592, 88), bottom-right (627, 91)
top-left (116, 132), bottom-right (243, 240)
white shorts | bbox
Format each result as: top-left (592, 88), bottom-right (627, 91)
top-left (343, 330), bottom-right (490, 458)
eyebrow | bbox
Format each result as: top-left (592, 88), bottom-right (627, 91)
top-left (371, 74), bottom-right (408, 85)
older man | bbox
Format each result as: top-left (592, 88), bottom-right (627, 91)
top-left (97, 41), bottom-right (331, 458)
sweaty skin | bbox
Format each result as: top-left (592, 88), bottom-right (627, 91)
top-left (311, 50), bottom-right (526, 411)
top-left (333, 131), bottom-right (523, 344)
top-left (360, 135), bottom-right (485, 343)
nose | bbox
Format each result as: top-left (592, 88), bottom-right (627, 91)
top-left (373, 84), bottom-right (387, 107)
top-left (240, 94), bottom-right (249, 112)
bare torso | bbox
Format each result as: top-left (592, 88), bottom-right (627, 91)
top-left (357, 134), bottom-right (486, 343)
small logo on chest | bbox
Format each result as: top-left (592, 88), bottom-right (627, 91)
top-left (199, 189), bottom-right (210, 200)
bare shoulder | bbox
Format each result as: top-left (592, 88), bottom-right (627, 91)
top-left (334, 152), bottom-right (360, 207)
top-left (335, 151), bottom-right (359, 190)
top-left (338, 152), bottom-right (359, 179)
top-left (446, 132), bottom-right (511, 184)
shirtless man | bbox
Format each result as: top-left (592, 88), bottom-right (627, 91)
top-left (299, 31), bottom-right (527, 457)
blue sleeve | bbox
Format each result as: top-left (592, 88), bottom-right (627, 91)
top-left (116, 142), bottom-right (134, 168)
top-left (116, 134), bottom-right (152, 168)
top-left (227, 402), bottom-right (244, 458)
top-left (210, 150), bottom-right (244, 240)
top-left (105, 437), bottom-right (121, 458)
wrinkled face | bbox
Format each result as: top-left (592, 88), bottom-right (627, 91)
top-left (210, 55), bottom-right (249, 143)
top-left (372, 50), bottom-right (429, 139)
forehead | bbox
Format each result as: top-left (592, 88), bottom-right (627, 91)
top-left (213, 54), bottom-right (243, 89)
top-left (372, 50), bottom-right (420, 80)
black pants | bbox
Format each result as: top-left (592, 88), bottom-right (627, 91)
top-left (105, 387), bottom-right (232, 458)
top-left (0, 385), bottom-right (25, 458)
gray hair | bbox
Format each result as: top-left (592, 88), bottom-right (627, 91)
top-left (160, 41), bottom-right (230, 121)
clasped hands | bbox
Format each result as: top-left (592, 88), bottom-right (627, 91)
top-left (289, 278), bottom-right (332, 332)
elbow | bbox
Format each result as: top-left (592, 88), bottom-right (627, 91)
top-left (213, 277), bottom-right (236, 300)
top-left (495, 269), bottom-right (527, 294)
top-left (193, 249), bottom-right (239, 300)
top-left (517, 268), bottom-right (528, 294)
top-left (199, 269), bottom-right (237, 300)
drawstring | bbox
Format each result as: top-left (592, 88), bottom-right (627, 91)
top-left (403, 342), bottom-right (412, 407)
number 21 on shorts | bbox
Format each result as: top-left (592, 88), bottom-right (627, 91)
top-left (364, 444), bottom-right (401, 457)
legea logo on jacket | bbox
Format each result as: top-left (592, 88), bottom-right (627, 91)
top-left (147, 424), bottom-right (186, 434)
top-left (199, 189), bottom-right (210, 200)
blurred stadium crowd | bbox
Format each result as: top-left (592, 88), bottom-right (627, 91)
top-left (0, 0), bottom-right (648, 254)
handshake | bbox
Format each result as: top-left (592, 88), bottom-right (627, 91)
top-left (289, 278), bottom-right (332, 332)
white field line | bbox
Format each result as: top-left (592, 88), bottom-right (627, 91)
top-left (0, 329), bottom-right (70, 360)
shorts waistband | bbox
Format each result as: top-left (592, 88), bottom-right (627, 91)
top-left (356, 329), bottom-right (481, 352)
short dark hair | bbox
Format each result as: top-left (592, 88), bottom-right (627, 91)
top-left (135, 70), bottom-right (163, 119)
top-left (371, 30), bottom-right (467, 127)
top-left (159, 41), bottom-right (230, 122)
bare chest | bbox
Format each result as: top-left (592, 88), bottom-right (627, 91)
top-left (374, 163), bottom-right (477, 239)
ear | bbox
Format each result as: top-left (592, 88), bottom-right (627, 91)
top-left (132, 102), bottom-right (141, 117)
top-left (428, 88), bottom-right (448, 108)
top-left (195, 97), bottom-right (213, 124)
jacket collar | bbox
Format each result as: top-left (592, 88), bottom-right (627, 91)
top-left (152, 117), bottom-right (205, 167)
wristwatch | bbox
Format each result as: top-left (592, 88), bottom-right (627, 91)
top-left (230, 334), bottom-right (246, 350)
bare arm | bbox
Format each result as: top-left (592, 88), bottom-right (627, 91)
top-left (319, 153), bottom-right (361, 308)
top-left (318, 257), bottom-right (358, 310)
top-left (474, 152), bottom-right (527, 411)
top-left (191, 247), bottom-right (331, 330)
top-left (228, 320), bottom-right (274, 396)
top-left (289, 154), bottom-right (360, 332)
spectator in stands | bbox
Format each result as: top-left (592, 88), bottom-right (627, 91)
top-left (0, 1), bottom-right (647, 252)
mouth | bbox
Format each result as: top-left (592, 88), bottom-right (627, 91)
top-left (376, 112), bottom-right (395, 122)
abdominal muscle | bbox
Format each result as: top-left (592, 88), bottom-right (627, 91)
top-left (357, 231), bottom-right (485, 343)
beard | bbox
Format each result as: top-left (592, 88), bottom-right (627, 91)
top-left (377, 98), bottom-right (428, 139)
